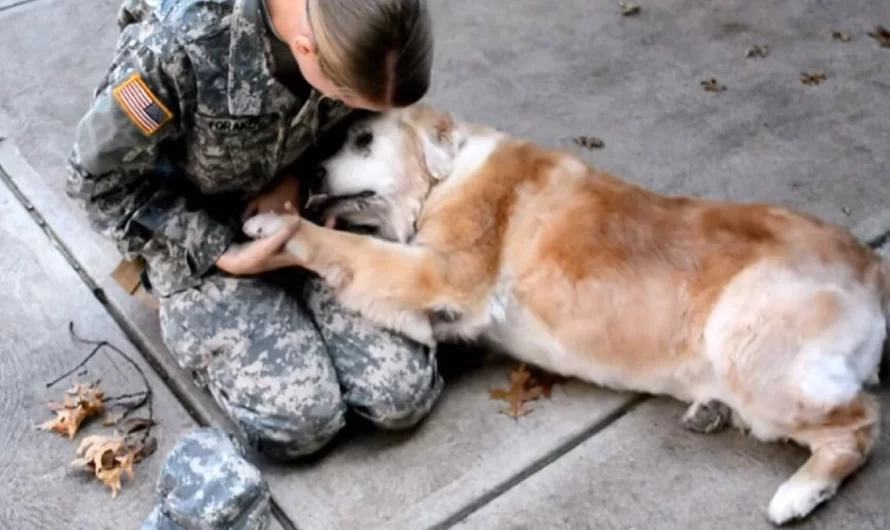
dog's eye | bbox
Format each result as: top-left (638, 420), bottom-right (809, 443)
top-left (354, 131), bottom-right (373, 148)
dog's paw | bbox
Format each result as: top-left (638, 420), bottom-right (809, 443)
top-left (681, 400), bottom-right (733, 434)
top-left (243, 212), bottom-right (295, 239)
top-left (767, 479), bottom-right (834, 525)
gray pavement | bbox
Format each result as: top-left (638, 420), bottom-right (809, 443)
top-left (455, 396), bottom-right (890, 530)
top-left (0, 169), bottom-right (199, 529)
top-left (0, 0), bottom-right (888, 529)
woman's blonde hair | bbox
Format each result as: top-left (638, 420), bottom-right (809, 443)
top-left (307, 0), bottom-right (433, 107)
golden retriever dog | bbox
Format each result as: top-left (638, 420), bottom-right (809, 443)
top-left (243, 104), bottom-right (889, 525)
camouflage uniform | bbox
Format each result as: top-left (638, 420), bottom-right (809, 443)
top-left (65, 0), bottom-right (443, 525)
top-left (141, 428), bottom-right (272, 529)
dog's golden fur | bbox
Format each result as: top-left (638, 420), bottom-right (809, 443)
top-left (244, 104), bottom-right (889, 525)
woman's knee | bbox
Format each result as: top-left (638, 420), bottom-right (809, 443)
top-left (354, 345), bottom-right (445, 430)
top-left (157, 274), bottom-right (349, 460)
top-left (302, 277), bottom-right (445, 429)
top-left (223, 388), bottom-right (348, 461)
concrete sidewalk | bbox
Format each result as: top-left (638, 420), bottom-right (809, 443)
top-left (1, 0), bottom-right (888, 528)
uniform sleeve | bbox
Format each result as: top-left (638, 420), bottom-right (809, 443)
top-left (66, 20), bottom-right (233, 288)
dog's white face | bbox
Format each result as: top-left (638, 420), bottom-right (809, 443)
top-left (311, 105), bottom-right (459, 242)
top-left (321, 114), bottom-right (407, 201)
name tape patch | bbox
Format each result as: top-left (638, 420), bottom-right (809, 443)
top-left (206, 117), bottom-right (261, 132)
top-left (113, 73), bottom-right (173, 136)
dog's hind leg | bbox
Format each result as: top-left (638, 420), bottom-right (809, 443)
top-left (767, 394), bottom-right (878, 525)
top-left (704, 266), bottom-right (887, 525)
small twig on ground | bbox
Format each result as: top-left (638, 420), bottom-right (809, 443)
top-left (46, 322), bottom-right (155, 444)
top-left (104, 391), bottom-right (150, 421)
top-left (103, 391), bottom-right (149, 404)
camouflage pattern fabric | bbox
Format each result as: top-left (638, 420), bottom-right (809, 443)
top-left (65, 0), bottom-right (352, 297)
top-left (141, 427), bottom-right (271, 530)
top-left (65, 0), bottom-right (444, 525)
top-left (159, 273), bottom-right (443, 461)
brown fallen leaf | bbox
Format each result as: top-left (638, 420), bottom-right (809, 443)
top-left (70, 434), bottom-right (140, 499)
top-left (39, 382), bottom-right (105, 439)
top-left (800, 71), bottom-right (826, 85)
top-left (41, 325), bottom-right (159, 500)
top-left (96, 467), bottom-right (125, 499)
top-left (745, 44), bottom-right (769, 58)
top-left (528, 369), bottom-right (568, 399)
top-left (490, 363), bottom-right (544, 418)
top-left (619, 2), bottom-right (641, 16)
top-left (867, 25), bottom-right (890, 47)
top-left (832, 30), bottom-right (851, 42)
top-left (68, 382), bottom-right (105, 413)
top-left (573, 136), bottom-right (605, 149)
top-left (700, 78), bottom-right (727, 93)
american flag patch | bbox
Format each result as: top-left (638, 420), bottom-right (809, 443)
top-left (113, 73), bottom-right (173, 136)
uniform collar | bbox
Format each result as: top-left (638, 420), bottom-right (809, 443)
top-left (227, 0), bottom-right (353, 122)
top-left (227, 0), bottom-right (277, 115)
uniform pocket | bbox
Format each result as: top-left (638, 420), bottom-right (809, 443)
top-left (185, 114), bottom-right (282, 194)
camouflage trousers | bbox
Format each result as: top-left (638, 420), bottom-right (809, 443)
top-left (158, 270), bottom-right (444, 461)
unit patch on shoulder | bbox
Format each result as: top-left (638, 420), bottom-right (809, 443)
top-left (113, 73), bottom-right (174, 136)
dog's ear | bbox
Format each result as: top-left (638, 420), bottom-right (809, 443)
top-left (405, 107), bottom-right (457, 180)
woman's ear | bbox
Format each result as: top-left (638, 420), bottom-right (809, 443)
top-left (293, 34), bottom-right (316, 58)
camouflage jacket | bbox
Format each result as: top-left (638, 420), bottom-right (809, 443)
top-left (65, 0), bottom-right (352, 296)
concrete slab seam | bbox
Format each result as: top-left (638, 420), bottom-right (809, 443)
top-left (0, 0), bottom-right (43, 13)
top-left (0, 149), bottom-right (335, 530)
top-left (430, 394), bottom-right (648, 529)
top-left (270, 501), bottom-right (300, 530)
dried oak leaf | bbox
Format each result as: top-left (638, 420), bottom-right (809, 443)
top-left (801, 71), bottom-right (826, 85)
top-left (700, 78), bottom-right (727, 93)
top-left (71, 434), bottom-right (139, 499)
top-left (831, 31), bottom-right (851, 42)
top-left (490, 363), bottom-right (543, 418)
top-left (745, 44), bottom-right (769, 58)
top-left (573, 136), bottom-right (605, 149)
top-left (867, 25), bottom-right (890, 47)
top-left (39, 382), bottom-right (105, 439)
top-left (528, 369), bottom-right (568, 399)
top-left (619, 2), bottom-right (641, 16)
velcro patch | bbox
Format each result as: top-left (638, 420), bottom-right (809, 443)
top-left (113, 73), bottom-right (173, 136)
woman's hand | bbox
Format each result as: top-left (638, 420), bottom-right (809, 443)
top-left (241, 174), bottom-right (301, 222)
top-left (216, 213), bottom-right (301, 275)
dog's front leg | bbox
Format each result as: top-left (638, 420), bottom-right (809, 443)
top-left (244, 213), bottom-right (454, 346)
